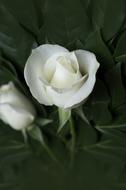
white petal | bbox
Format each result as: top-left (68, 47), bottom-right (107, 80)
top-left (0, 104), bottom-right (35, 130)
top-left (75, 50), bottom-right (100, 75)
top-left (36, 44), bottom-right (69, 63)
top-left (43, 57), bottom-right (57, 82)
top-left (57, 52), bottom-right (80, 73)
top-left (50, 62), bottom-right (81, 89)
top-left (64, 50), bottom-right (100, 108)
top-left (64, 76), bottom-right (96, 108)
top-left (72, 74), bottom-right (88, 87)
top-left (43, 51), bottom-right (79, 82)
top-left (67, 52), bottom-right (80, 72)
top-left (0, 82), bottom-right (13, 92)
top-left (24, 44), bottom-right (68, 105)
top-left (0, 82), bottom-right (36, 116)
top-left (24, 52), bottom-right (52, 105)
top-left (46, 80), bottom-right (83, 108)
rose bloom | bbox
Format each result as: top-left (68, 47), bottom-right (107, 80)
top-left (24, 44), bottom-right (99, 109)
top-left (0, 82), bottom-right (36, 130)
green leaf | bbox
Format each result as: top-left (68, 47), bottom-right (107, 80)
top-left (88, 102), bottom-right (112, 125)
top-left (81, 140), bottom-right (126, 162)
top-left (96, 103), bottom-right (126, 129)
top-left (28, 125), bottom-right (44, 144)
top-left (0, 4), bottom-right (34, 66)
top-left (104, 63), bottom-right (125, 108)
top-left (36, 118), bottom-right (53, 127)
top-left (115, 103), bottom-right (126, 115)
top-left (84, 30), bottom-right (114, 71)
top-left (77, 120), bottom-right (97, 146)
top-left (0, 66), bottom-right (15, 85)
top-left (39, 0), bottom-right (91, 47)
top-left (74, 106), bottom-right (90, 125)
top-left (0, 56), bottom-right (17, 76)
top-left (96, 123), bottom-right (126, 129)
top-left (88, 0), bottom-right (126, 41)
top-left (114, 30), bottom-right (126, 62)
top-left (28, 126), bottom-right (59, 163)
top-left (98, 128), bottom-right (126, 144)
top-left (87, 0), bottom-right (106, 30)
top-left (0, 125), bottom-right (31, 167)
top-left (83, 79), bottom-right (112, 125)
top-left (102, 0), bottom-right (126, 41)
top-left (1, 0), bottom-right (40, 38)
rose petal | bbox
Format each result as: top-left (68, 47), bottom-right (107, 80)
top-left (43, 57), bottom-right (57, 82)
top-left (64, 50), bottom-right (100, 108)
top-left (36, 44), bottom-right (69, 63)
top-left (43, 51), bottom-right (77, 82)
top-left (72, 73), bottom-right (88, 87)
top-left (50, 62), bottom-right (81, 89)
top-left (46, 78), bottom-right (83, 108)
top-left (0, 104), bottom-right (34, 130)
top-left (24, 52), bottom-right (52, 105)
top-left (75, 50), bottom-right (100, 75)
top-left (49, 73), bottom-right (87, 93)
top-left (24, 44), bottom-right (68, 105)
top-left (0, 82), bottom-right (36, 115)
top-left (67, 52), bottom-right (80, 72)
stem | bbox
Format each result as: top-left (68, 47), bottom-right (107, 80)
top-left (21, 128), bottom-right (28, 144)
top-left (42, 142), bottom-right (59, 164)
top-left (27, 125), bottom-right (60, 165)
top-left (69, 116), bottom-right (76, 166)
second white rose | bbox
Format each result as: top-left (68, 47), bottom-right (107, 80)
top-left (0, 82), bottom-right (36, 130)
top-left (24, 44), bottom-right (99, 108)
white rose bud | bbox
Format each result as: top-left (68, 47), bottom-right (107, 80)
top-left (24, 44), bottom-right (99, 109)
top-left (0, 82), bottom-right (36, 130)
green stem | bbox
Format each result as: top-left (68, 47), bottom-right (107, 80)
top-left (27, 125), bottom-right (60, 165)
top-left (41, 139), bottom-right (63, 169)
top-left (42, 142), bottom-right (59, 164)
top-left (69, 116), bottom-right (76, 166)
top-left (21, 128), bottom-right (28, 144)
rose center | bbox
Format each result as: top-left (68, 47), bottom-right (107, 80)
top-left (49, 55), bottom-right (82, 89)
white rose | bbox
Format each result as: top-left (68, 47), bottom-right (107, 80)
top-left (0, 82), bottom-right (36, 130)
top-left (24, 44), bottom-right (99, 109)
